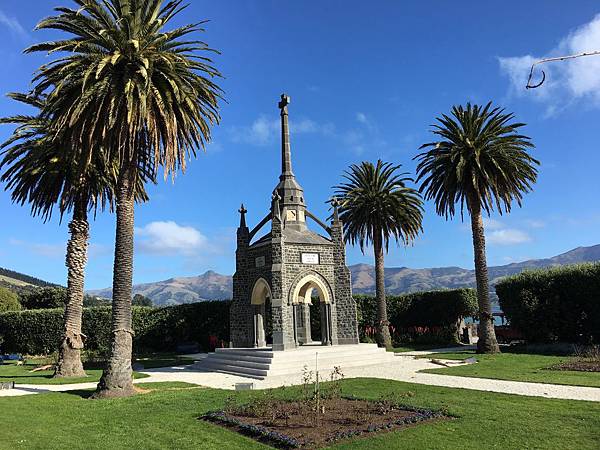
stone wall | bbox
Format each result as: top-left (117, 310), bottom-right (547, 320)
top-left (230, 219), bottom-right (359, 349)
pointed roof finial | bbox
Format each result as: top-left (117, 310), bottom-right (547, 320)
top-left (330, 197), bottom-right (341, 223)
top-left (238, 203), bottom-right (247, 228)
top-left (271, 190), bottom-right (282, 221)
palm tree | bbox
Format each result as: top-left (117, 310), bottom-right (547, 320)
top-left (0, 92), bottom-right (150, 378)
top-left (334, 160), bottom-right (423, 349)
top-left (26, 0), bottom-right (222, 397)
top-left (415, 102), bottom-right (538, 354)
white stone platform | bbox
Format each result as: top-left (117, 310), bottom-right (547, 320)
top-left (192, 343), bottom-right (395, 379)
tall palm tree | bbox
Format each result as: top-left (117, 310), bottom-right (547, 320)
top-left (0, 92), bottom-right (150, 378)
top-left (334, 160), bottom-right (423, 349)
top-left (415, 102), bottom-right (538, 354)
top-left (26, 0), bottom-right (222, 397)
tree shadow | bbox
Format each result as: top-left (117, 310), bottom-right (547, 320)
top-left (59, 389), bottom-right (95, 399)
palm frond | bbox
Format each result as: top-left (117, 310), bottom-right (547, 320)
top-left (415, 102), bottom-right (539, 219)
top-left (333, 160), bottom-right (424, 253)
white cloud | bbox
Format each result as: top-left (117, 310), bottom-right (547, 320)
top-left (135, 221), bottom-right (207, 255)
top-left (228, 115), bottom-right (334, 146)
top-left (0, 10), bottom-right (28, 39)
top-left (487, 229), bottom-right (531, 246)
top-left (462, 217), bottom-right (533, 245)
top-left (499, 14), bottom-right (600, 114)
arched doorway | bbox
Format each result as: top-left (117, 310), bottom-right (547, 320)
top-left (291, 274), bottom-right (333, 346)
top-left (251, 278), bottom-right (271, 348)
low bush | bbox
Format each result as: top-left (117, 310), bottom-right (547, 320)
top-left (20, 287), bottom-right (67, 310)
top-left (0, 301), bottom-right (230, 355)
top-left (0, 288), bottom-right (476, 354)
top-left (496, 263), bottom-right (600, 344)
top-left (355, 289), bottom-right (477, 345)
top-left (0, 287), bottom-right (21, 312)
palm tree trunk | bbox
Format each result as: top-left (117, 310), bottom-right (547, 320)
top-left (469, 201), bottom-right (500, 354)
top-left (93, 164), bottom-right (136, 398)
top-left (373, 230), bottom-right (392, 349)
top-left (54, 198), bottom-right (88, 378)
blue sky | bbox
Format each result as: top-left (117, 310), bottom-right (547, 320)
top-left (1, 0), bottom-right (600, 289)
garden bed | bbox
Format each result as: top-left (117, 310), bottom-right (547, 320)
top-left (201, 397), bottom-right (445, 449)
top-left (550, 361), bottom-right (600, 372)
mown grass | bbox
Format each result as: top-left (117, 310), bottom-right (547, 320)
top-left (0, 378), bottom-right (598, 449)
top-left (0, 354), bottom-right (194, 385)
top-left (421, 350), bottom-right (600, 387)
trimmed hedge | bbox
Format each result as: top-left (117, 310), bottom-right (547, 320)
top-left (0, 289), bottom-right (475, 354)
top-left (0, 301), bottom-right (230, 355)
top-left (496, 263), bottom-right (600, 344)
top-left (355, 289), bottom-right (478, 344)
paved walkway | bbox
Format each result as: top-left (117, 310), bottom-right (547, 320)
top-left (2, 351), bottom-right (599, 402)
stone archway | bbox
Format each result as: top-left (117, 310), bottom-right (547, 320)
top-left (289, 273), bottom-right (334, 346)
top-left (251, 278), bottom-right (271, 348)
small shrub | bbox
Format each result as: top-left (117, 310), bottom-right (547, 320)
top-left (0, 287), bottom-right (21, 312)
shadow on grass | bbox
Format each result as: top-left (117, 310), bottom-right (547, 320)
top-left (60, 389), bottom-right (95, 398)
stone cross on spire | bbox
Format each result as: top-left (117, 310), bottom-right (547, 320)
top-left (238, 203), bottom-right (248, 228)
top-left (279, 94), bottom-right (293, 177)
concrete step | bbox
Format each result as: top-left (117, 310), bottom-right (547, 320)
top-left (194, 346), bottom-right (396, 380)
top-left (207, 352), bottom-right (274, 365)
top-left (199, 361), bottom-right (269, 378)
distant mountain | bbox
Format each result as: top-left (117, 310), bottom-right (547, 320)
top-left (350, 245), bottom-right (600, 304)
top-left (88, 270), bottom-right (232, 306)
top-left (87, 244), bottom-right (600, 306)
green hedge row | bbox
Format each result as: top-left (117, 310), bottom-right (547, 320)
top-left (355, 289), bottom-right (478, 344)
top-left (0, 302), bottom-right (230, 355)
top-left (496, 263), bottom-right (600, 344)
top-left (0, 289), bottom-right (475, 355)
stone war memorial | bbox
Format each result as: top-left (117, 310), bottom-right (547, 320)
top-left (199, 95), bottom-right (394, 378)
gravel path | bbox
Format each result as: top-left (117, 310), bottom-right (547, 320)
top-left (2, 353), bottom-right (598, 402)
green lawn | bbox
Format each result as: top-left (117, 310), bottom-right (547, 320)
top-left (421, 350), bottom-right (600, 388)
top-left (0, 355), bottom-right (194, 385)
top-left (0, 378), bottom-right (598, 449)
top-left (0, 360), bottom-right (149, 385)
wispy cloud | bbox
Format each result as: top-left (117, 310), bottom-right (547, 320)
top-left (337, 112), bottom-right (388, 155)
top-left (135, 221), bottom-right (207, 255)
top-left (9, 239), bottom-right (111, 259)
top-left (499, 14), bottom-right (600, 115)
top-left (228, 110), bottom-right (391, 156)
top-left (525, 219), bottom-right (546, 229)
top-left (0, 9), bottom-right (28, 39)
top-left (227, 115), bottom-right (334, 146)
top-left (9, 238), bottom-right (64, 258)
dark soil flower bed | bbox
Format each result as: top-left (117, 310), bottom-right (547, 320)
top-left (550, 361), bottom-right (600, 372)
top-left (201, 397), bottom-right (446, 449)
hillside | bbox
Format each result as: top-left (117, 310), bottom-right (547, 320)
top-left (0, 268), bottom-right (54, 288)
top-left (0, 268), bottom-right (55, 297)
top-left (87, 244), bottom-right (600, 306)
